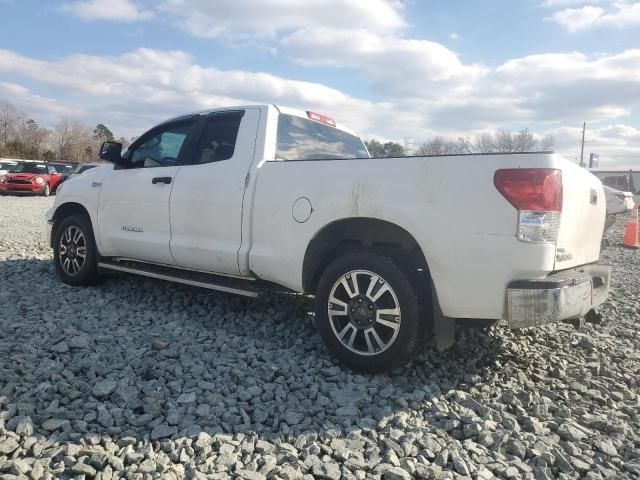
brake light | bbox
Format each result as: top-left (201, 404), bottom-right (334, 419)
top-left (494, 168), bottom-right (563, 244)
top-left (306, 111), bottom-right (336, 127)
top-left (494, 169), bottom-right (562, 212)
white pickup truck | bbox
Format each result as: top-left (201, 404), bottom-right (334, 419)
top-left (47, 105), bottom-right (611, 372)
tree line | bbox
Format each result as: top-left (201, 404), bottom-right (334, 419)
top-left (0, 100), bottom-right (128, 163)
top-left (366, 130), bottom-right (554, 157)
top-left (1, 98), bottom-right (555, 162)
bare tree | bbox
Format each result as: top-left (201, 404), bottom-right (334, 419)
top-left (456, 136), bottom-right (474, 154)
top-left (19, 119), bottom-right (49, 157)
top-left (51, 119), bottom-right (73, 161)
top-left (493, 130), bottom-right (515, 153)
top-left (512, 129), bottom-right (537, 152)
top-left (0, 100), bottom-right (22, 151)
top-left (474, 132), bottom-right (495, 153)
top-left (539, 134), bottom-right (554, 151)
top-left (416, 136), bottom-right (467, 156)
top-left (49, 119), bottom-right (96, 162)
top-left (0, 98), bottom-right (125, 162)
top-left (418, 129), bottom-right (555, 156)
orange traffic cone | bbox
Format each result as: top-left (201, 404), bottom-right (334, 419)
top-left (621, 205), bottom-right (639, 249)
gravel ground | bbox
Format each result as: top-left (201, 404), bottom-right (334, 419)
top-left (0, 195), bottom-right (638, 480)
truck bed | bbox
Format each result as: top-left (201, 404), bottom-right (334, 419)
top-left (248, 153), bottom-right (606, 320)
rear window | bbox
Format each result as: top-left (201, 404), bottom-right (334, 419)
top-left (276, 114), bottom-right (369, 160)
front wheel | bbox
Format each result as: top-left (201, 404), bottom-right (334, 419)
top-left (314, 252), bottom-right (425, 373)
top-left (53, 214), bottom-right (101, 286)
top-left (42, 183), bottom-right (50, 197)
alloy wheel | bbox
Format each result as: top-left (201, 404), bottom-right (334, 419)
top-left (327, 269), bottom-right (401, 356)
top-left (58, 225), bottom-right (87, 276)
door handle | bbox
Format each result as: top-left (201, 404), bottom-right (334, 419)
top-left (152, 176), bottom-right (172, 185)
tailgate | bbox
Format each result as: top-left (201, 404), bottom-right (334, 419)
top-left (555, 160), bottom-right (606, 269)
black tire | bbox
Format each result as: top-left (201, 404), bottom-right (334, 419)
top-left (53, 214), bottom-right (101, 286)
top-left (314, 251), bottom-right (425, 373)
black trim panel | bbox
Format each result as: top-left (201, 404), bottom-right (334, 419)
top-left (508, 264), bottom-right (610, 290)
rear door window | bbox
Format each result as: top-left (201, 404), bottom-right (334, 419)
top-left (276, 114), bottom-right (369, 160)
top-left (192, 112), bottom-right (243, 164)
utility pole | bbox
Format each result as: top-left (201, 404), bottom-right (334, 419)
top-left (579, 122), bottom-right (586, 167)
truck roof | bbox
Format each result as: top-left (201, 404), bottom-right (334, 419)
top-left (162, 104), bottom-right (360, 137)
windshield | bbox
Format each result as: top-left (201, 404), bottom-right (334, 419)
top-left (0, 163), bottom-right (16, 170)
top-left (276, 114), bottom-right (369, 160)
top-left (52, 163), bottom-right (76, 174)
top-left (12, 163), bottom-right (48, 174)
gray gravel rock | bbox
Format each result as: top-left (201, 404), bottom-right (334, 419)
top-left (382, 466), bottom-right (412, 480)
top-left (92, 378), bottom-right (118, 398)
top-left (0, 196), bottom-right (638, 480)
top-left (0, 436), bottom-right (20, 454)
top-left (41, 419), bottom-right (70, 431)
top-left (71, 461), bottom-right (97, 477)
top-left (557, 422), bottom-right (586, 442)
top-left (151, 423), bottom-right (177, 440)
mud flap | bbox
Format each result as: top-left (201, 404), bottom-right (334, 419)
top-left (431, 282), bottom-right (455, 351)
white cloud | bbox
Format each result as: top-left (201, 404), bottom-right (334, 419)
top-left (1, 19), bottom-right (640, 165)
top-left (0, 48), bottom-right (411, 139)
top-left (542, 0), bottom-right (600, 6)
top-left (281, 28), bottom-right (487, 99)
top-left (158, 0), bottom-right (405, 38)
top-left (545, 123), bottom-right (640, 168)
top-left (547, 1), bottom-right (640, 31)
top-left (0, 82), bottom-right (81, 124)
top-left (1, 45), bottom-right (640, 150)
top-left (62, 0), bottom-right (153, 22)
top-left (449, 32), bottom-right (460, 40)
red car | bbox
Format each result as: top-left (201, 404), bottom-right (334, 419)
top-left (0, 162), bottom-right (63, 196)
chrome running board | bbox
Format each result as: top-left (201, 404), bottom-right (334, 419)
top-left (97, 260), bottom-right (259, 298)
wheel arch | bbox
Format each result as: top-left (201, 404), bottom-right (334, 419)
top-left (50, 202), bottom-right (93, 248)
top-left (302, 217), bottom-right (431, 294)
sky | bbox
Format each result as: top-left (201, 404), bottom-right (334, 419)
top-left (0, 0), bottom-right (639, 167)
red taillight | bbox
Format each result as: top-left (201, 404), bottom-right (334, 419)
top-left (494, 168), bottom-right (563, 212)
top-left (306, 111), bottom-right (336, 127)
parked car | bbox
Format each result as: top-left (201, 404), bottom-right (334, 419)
top-left (46, 105), bottom-right (610, 372)
top-left (72, 163), bottom-right (101, 175)
top-left (0, 160), bottom-right (18, 176)
top-left (590, 168), bottom-right (639, 204)
top-left (603, 185), bottom-right (635, 233)
top-left (0, 162), bottom-right (63, 196)
top-left (604, 185), bottom-right (635, 215)
top-left (50, 162), bottom-right (78, 183)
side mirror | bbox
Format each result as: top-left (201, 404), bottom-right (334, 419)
top-left (99, 141), bottom-right (128, 167)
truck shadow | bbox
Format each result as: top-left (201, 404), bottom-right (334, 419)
top-left (1, 258), bottom-right (514, 470)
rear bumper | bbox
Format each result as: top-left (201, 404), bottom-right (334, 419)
top-left (506, 264), bottom-right (611, 329)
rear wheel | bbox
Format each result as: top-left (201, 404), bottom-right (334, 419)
top-left (314, 251), bottom-right (425, 373)
top-left (53, 214), bottom-right (101, 285)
